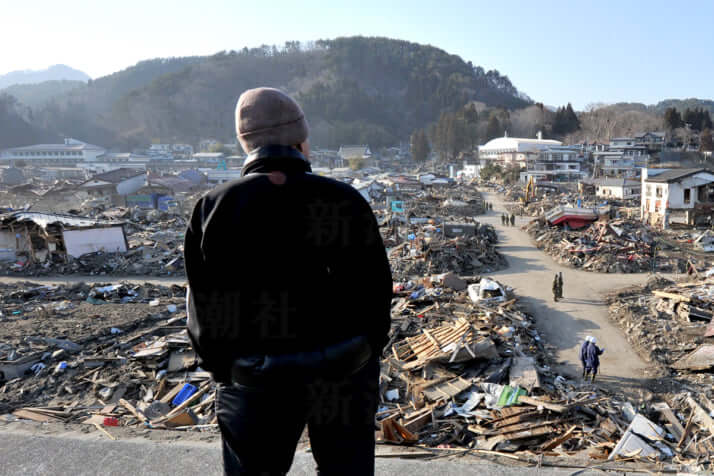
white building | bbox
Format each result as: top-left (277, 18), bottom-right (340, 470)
top-left (478, 133), bottom-right (561, 168)
top-left (193, 152), bottom-right (225, 163)
top-left (203, 169), bottom-right (243, 185)
top-left (520, 146), bottom-right (585, 183)
top-left (0, 138), bottom-right (106, 166)
top-left (641, 168), bottom-right (714, 227)
top-left (595, 178), bottom-right (641, 200)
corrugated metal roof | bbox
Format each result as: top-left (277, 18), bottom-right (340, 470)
top-left (1, 211), bottom-right (124, 229)
top-left (646, 168), bottom-right (712, 183)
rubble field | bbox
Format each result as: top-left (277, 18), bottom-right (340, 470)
top-left (1, 277), bottom-right (713, 471)
top-left (386, 220), bottom-right (507, 281)
top-left (0, 206), bottom-right (188, 278)
top-left (607, 275), bottom-right (714, 379)
top-left (524, 217), bottom-right (701, 273)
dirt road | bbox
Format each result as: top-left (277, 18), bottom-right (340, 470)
top-left (481, 191), bottom-right (667, 391)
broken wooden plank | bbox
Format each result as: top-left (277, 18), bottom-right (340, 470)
top-left (401, 407), bottom-right (433, 433)
top-left (94, 423), bottom-right (117, 440)
top-left (12, 408), bottom-right (65, 423)
top-left (673, 345), bottom-right (714, 371)
top-left (380, 415), bottom-right (419, 443)
top-left (653, 291), bottom-right (690, 302)
top-left (677, 410), bottom-right (694, 449)
top-left (540, 425), bottom-right (577, 451)
top-left (687, 395), bottom-right (714, 435)
top-left (159, 382), bottom-right (185, 404)
top-left (517, 395), bottom-right (567, 413)
top-left (421, 376), bottom-right (471, 401)
top-left (652, 402), bottom-right (684, 441)
top-left (156, 383), bottom-right (212, 423)
top-left (119, 398), bottom-right (148, 424)
top-left (483, 418), bottom-right (570, 437)
top-left (164, 409), bottom-right (198, 428)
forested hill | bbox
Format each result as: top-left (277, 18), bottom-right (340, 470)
top-left (13, 37), bottom-right (530, 149)
top-left (0, 95), bottom-right (59, 148)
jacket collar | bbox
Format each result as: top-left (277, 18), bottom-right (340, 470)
top-left (242, 145), bottom-right (312, 177)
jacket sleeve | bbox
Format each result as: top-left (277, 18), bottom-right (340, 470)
top-left (184, 197), bottom-right (231, 382)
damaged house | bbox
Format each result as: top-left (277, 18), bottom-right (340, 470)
top-left (0, 212), bottom-right (127, 264)
top-left (641, 168), bottom-right (714, 228)
top-left (77, 168), bottom-right (147, 206)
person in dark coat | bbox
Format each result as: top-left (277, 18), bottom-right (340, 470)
top-left (557, 272), bottom-right (564, 300)
top-left (510, 213), bottom-right (516, 226)
top-left (501, 214), bottom-right (506, 225)
top-left (552, 274), bottom-right (560, 302)
top-left (584, 337), bottom-right (605, 382)
top-left (579, 336), bottom-right (592, 377)
top-left (184, 87), bottom-right (392, 476)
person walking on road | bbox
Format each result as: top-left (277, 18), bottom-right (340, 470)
top-left (552, 273), bottom-right (560, 302)
top-left (579, 336), bottom-right (592, 377)
top-left (510, 213), bottom-right (515, 227)
top-left (584, 337), bottom-right (605, 382)
top-left (184, 87), bottom-right (392, 476)
top-left (501, 214), bottom-right (505, 226)
top-left (557, 272), bottom-right (564, 300)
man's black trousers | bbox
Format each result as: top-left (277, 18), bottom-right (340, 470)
top-left (216, 358), bottom-right (380, 475)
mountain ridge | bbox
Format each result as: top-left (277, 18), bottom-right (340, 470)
top-left (0, 65), bottom-right (90, 90)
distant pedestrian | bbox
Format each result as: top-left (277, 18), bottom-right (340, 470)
top-left (501, 214), bottom-right (506, 226)
top-left (552, 274), bottom-right (560, 302)
top-left (510, 214), bottom-right (515, 227)
top-left (557, 272), bottom-right (564, 300)
top-left (584, 337), bottom-right (605, 382)
top-left (579, 336), bottom-right (592, 377)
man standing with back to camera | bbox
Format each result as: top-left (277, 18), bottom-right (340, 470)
top-left (184, 87), bottom-right (393, 475)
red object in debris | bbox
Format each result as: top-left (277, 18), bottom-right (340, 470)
top-left (103, 417), bottom-right (119, 426)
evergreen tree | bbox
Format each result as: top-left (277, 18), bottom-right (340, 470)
top-left (486, 115), bottom-right (502, 141)
top-left (565, 103), bottom-right (580, 130)
top-left (664, 107), bottom-right (683, 130)
top-left (701, 128), bottom-right (714, 152)
top-left (410, 128), bottom-right (430, 162)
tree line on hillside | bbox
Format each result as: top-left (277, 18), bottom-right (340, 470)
top-left (0, 37), bottom-right (531, 150)
top-left (409, 101), bottom-right (581, 163)
top-left (663, 107), bottom-right (713, 131)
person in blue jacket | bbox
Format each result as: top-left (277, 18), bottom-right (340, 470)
top-left (584, 337), bottom-right (605, 382)
top-left (579, 336), bottom-right (592, 378)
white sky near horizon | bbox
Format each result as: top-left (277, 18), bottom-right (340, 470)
top-left (1, 0), bottom-right (713, 110)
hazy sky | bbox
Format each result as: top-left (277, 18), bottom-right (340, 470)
top-left (2, 0), bottom-right (712, 109)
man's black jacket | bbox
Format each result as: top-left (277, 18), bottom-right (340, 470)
top-left (184, 149), bottom-right (392, 383)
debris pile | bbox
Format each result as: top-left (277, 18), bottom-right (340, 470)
top-left (380, 275), bottom-right (714, 469)
top-left (388, 221), bottom-right (507, 280)
top-left (2, 277), bottom-right (714, 469)
top-left (607, 275), bottom-right (714, 372)
top-left (525, 218), bottom-right (691, 273)
top-left (0, 281), bottom-right (214, 430)
top-left (0, 208), bottom-right (187, 277)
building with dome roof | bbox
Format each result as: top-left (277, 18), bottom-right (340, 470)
top-left (478, 132), bottom-right (562, 168)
